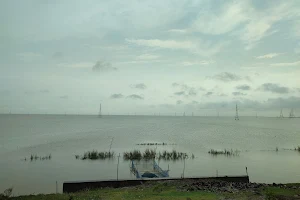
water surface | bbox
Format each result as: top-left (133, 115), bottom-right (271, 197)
top-left (0, 114), bottom-right (299, 195)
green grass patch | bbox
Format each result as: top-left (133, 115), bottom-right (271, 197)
top-left (8, 182), bottom-right (300, 200)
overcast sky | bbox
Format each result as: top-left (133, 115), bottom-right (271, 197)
top-left (1, 0), bottom-right (300, 116)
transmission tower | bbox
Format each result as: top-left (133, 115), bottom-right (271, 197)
top-left (279, 109), bottom-right (284, 118)
top-left (98, 103), bottom-right (102, 118)
top-left (289, 108), bottom-right (295, 118)
top-left (235, 103), bottom-right (239, 120)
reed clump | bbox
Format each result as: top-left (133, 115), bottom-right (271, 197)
top-left (137, 142), bottom-right (168, 146)
top-left (123, 149), bottom-right (191, 161)
top-left (27, 154), bottom-right (51, 161)
top-left (123, 150), bottom-right (142, 160)
top-left (76, 151), bottom-right (115, 160)
top-left (158, 150), bottom-right (188, 160)
top-left (208, 149), bottom-right (240, 156)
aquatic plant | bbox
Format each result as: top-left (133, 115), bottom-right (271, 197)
top-left (123, 150), bottom-right (142, 160)
top-left (208, 149), bottom-right (240, 156)
top-left (276, 147), bottom-right (279, 152)
top-left (123, 149), bottom-right (191, 161)
top-left (158, 150), bottom-right (188, 160)
top-left (80, 150), bottom-right (115, 160)
top-left (28, 154), bottom-right (52, 161)
top-left (137, 142), bottom-right (168, 146)
top-left (143, 149), bottom-right (156, 160)
top-left (295, 146), bottom-right (300, 152)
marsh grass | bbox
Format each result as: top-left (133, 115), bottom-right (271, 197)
top-left (123, 149), bottom-right (192, 161)
top-left (28, 154), bottom-right (51, 161)
top-left (123, 150), bottom-right (142, 160)
top-left (158, 150), bottom-right (188, 160)
top-left (76, 151), bottom-right (115, 160)
top-left (208, 149), bottom-right (240, 156)
top-left (137, 142), bottom-right (168, 146)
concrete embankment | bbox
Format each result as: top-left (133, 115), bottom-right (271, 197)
top-left (63, 175), bottom-right (249, 193)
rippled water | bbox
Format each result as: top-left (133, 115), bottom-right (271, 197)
top-left (0, 114), bottom-right (300, 195)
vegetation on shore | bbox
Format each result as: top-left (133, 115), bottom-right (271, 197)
top-left (123, 149), bottom-right (192, 161)
top-left (208, 149), bottom-right (240, 156)
top-left (295, 146), bottom-right (300, 152)
top-left (6, 181), bottom-right (300, 200)
top-left (75, 151), bottom-right (115, 160)
top-left (0, 187), bottom-right (12, 199)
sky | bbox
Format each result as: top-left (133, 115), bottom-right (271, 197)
top-left (0, 0), bottom-right (300, 116)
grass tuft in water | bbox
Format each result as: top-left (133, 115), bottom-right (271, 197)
top-left (158, 150), bottom-right (188, 160)
top-left (79, 150), bottom-right (115, 160)
top-left (27, 154), bottom-right (52, 161)
top-left (137, 142), bottom-right (169, 145)
top-left (208, 149), bottom-right (240, 156)
top-left (123, 149), bottom-right (191, 161)
top-left (123, 150), bottom-right (142, 160)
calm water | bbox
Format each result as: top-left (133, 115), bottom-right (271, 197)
top-left (0, 114), bottom-right (300, 195)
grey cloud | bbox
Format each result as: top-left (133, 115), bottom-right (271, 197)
top-left (110, 93), bottom-right (124, 99)
top-left (176, 100), bottom-right (183, 105)
top-left (236, 84), bottom-right (251, 90)
top-left (245, 76), bottom-right (252, 82)
top-left (188, 89), bottom-right (197, 96)
top-left (25, 90), bottom-right (49, 95)
top-left (205, 92), bottom-right (213, 96)
top-left (59, 95), bottom-right (68, 99)
top-left (172, 82), bottom-right (199, 97)
top-left (131, 83), bottom-right (147, 90)
top-left (24, 91), bottom-right (34, 95)
top-left (218, 93), bottom-right (227, 97)
top-left (195, 96), bottom-right (300, 111)
top-left (159, 104), bottom-right (175, 109)
top-left (0, 90), bottom-right (10, 95)
top-left (209, 72), bottom-right (245, 82)
top-left (172, 82), bottom-right (180, 87)
top-left (39, 89), bottom-right (50, 93)
top-left (198, 87), bottom-right (206, 91)
top-left (266, 96), bottom-right (300, 109)
top-left (127, 94), bottom-right (144, 100)
top-left (232, 92), bottom-right (246, 96)
top-left (190, 101), bottom-right (199, 105)
top-left (259, 83), bottom-right (289, 94)
top-left (52, 52), bottom-right (63, 59)
top-left (174, 91), bottom-right (185, 96)
top-left (92, 61), bottom-right (117, 72)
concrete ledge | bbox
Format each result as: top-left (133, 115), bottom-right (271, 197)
top-left (63, 176), bottom-right (249, 193)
